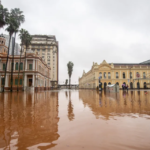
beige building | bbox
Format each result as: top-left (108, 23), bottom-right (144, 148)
top-left (23, 35), bottom-right (59, 87)
top-left (79, 60), bottom-right (150, 89)
top-left (0, 48), bottom-right (51, 91)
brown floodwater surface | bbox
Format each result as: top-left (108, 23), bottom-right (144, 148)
top-left (0, 90), bottom-right (150, 150)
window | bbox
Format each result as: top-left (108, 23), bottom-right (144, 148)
top-left (15, 63), bottom-right (18, 70)
top-left (2, 78), bottom-right (4, 85)
top-left (99, 72), bottom-right (102, 79)
top-left (15, 79), bottom-right (18, 85)
top-left (20, 63), bottom-right (23, 70)
top-left (123, 72), bottom-right (125, 78)
top-left (42, 53), bottom-right (45, 55)
top-left (20, 79), bottom-right (22, 85)
top-left (48, 49), bottom-right (50, 52)
top-left (3, 64), bottom-right (5, 70)
top-left (37, 49), bottom-right (40, 51)
top-left (42, 49), bottom-right (45, 51)
top-left (116, 72), bottom-right (119, 78)
top-left (130, 72), bottom-right (132, 79)
top-left (29, 64), bottom-right (32, 70)
top-left (108, 72), bottom-right (111, 79)
top-left (104, 72), bottom-right (106, 79)
top-left (143, 72), bottom-right (146, 78)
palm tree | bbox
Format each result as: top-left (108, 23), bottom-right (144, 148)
top-left (67, 61), bottom-right (74, 88)
top-left (10, 8), bottom-right (25, 92)
top-left (17, 29), bottom-right (28, 91)
top-left (23, 33), bottom-right (32, 90)
top-left (0, 5), bottom-right (9, 30)
top-left (3, 17), bottom-right (19, 92)
top-left (68, 91), bottom-right (74, 121)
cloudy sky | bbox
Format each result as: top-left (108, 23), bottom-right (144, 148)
top-left (1, 0), bottom-right (150, 84)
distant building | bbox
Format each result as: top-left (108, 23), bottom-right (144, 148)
top-left (3, 34), bottom-right (20, 55)
top-left (79, 60), bottom-right (150, 89)
top-left (23, 35), bottom-right (59, 87)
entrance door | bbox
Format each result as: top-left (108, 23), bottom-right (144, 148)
top-left (130, 82), bottom-right (133, 89)
top-left (29, 79), bottom-right (32, 87)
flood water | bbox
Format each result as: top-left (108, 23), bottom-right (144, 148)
top-left (0, 90), bottom-right (150, 150)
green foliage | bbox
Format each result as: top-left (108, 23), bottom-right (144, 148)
top-left (0, 5), bottom-right (9, 28)
top-left (65, 79), bottom-right (68, 85)
top-left (67, 61), bottom-right (74, 78)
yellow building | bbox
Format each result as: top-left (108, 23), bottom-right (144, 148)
top-left (79, 60), bottom-right (150, 89)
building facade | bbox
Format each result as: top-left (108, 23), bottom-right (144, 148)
top-left (23, 35), bottom-right (59, 87)
top-left (79, 60), bottom-right (150, 89)
top-left (0, 49), bottom-right (51, 92)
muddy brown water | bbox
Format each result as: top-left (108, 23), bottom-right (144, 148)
top-left (0, 90), bottom-right (150, 150)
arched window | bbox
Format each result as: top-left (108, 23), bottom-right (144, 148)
top-left (137, 82), bottom-right (140, 89)
top-left (116, 82), bottom-right (119, 85)
top-left (123, 72), bottom-right (125, 78)
top-left (123, 82), bottom-right (126, 85)
top-left (130, 72), bottom-right (132, 79)
top-left (144, 82), bottom-right (147, 89)
top-left (108, 82), bottom-right (111, 85)
top-left (104, 82), bottom-right (107, 88)
top-left (130, 82), bottom-right (133, 89)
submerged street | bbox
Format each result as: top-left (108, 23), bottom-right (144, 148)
top-left (0, 90), bottom-right (150, 150)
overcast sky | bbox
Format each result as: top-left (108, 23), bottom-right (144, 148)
top-left (1, 0), bottom-right (150, 84)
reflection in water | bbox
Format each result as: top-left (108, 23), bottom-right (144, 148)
top-left (68, 91), bottom-right (75, 121)
top-left (79, 90), bottom-right (150, 120)
top-left (0, 91), bottom-right (59, 150)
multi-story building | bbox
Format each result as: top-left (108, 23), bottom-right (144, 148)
top-left (3, 34), bottom-right (20, 55)
top-left (0, 35), bottom-right (51, 91)
top-left (79, 60), bottom-right (150, 89)
top-left (23, 35), bottom-right (59, 87)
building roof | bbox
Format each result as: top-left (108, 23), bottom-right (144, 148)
top-left (139, 60), bottom-right (150, 64)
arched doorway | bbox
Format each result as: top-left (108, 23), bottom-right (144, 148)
top-left (104, 82), bottom-right (107, 89)
top-left (144, 82), bottom-right (147, 89)
top-left (130, 82), bottom-right (133, 89)
top-left (116, 82), bottom-right (119, 85)
top-left (137, 82), bottom-right (140, 89)
top-left (123, 82), bottom-right (126, 85)
top-left (108, 82), bottom-right (111, 85)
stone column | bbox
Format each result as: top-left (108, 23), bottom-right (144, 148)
top-left (33, 59), bottom-right (35, 71)
top-left (24, 75), bottom-right (27, 87)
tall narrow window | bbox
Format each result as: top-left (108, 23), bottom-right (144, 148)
top-left (116, 72), bottom-right (119, 78)
top-left (123, 72), bottom-right (125, 79)
top-left (130, 72), bottom-right (132, 79)
top-left (15, 79), bottom-right (18, 85)
top-left (143, 72), bottom-right (146, 78)
top-left (29, 64), bottom-right (32, 70)
top-left (15, 62), bottom-right (18, 70)
top-left (3, 64), bottom-right (5, 70)
top-left (108, 72), bottom-right (111, 79)
top-left (99, 72), bottom-right (102, 79)
top-left (20, 79), bottom-right (22, 85)
top-left (20, 63), bottom-right (23, 70)
top-left (104, 72), bottom-right (106, 79)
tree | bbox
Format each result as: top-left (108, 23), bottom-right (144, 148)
top-left (67, 61), bottom-right (74, 88)
top-left (10, 8), bottom-right (25, 92)
top-left (65, 79), bottom-right (68, 87)
top-left (23, 33), bottom-right (32, 90)
top-left (3, 16), bottom-right (19, 92)
top-left (17, 29), bottom-right (28, 91)
top-left (0, 5), bottom-right (9, 29)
